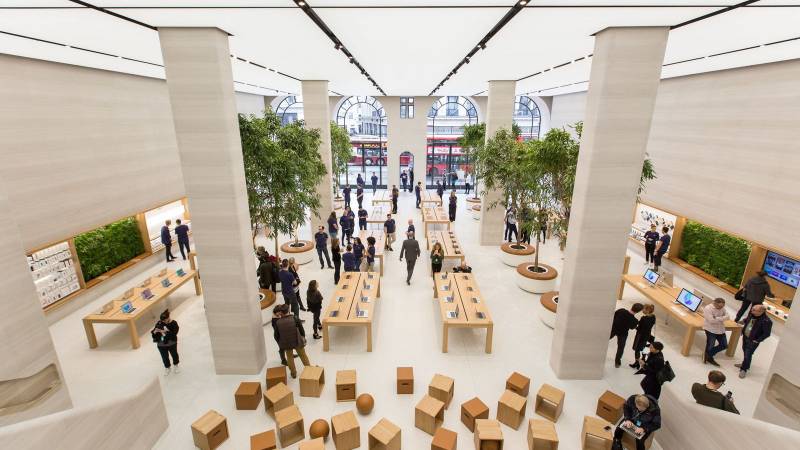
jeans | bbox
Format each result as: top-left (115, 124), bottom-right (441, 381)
top-left (165, 243), bottom-right (175, 261)
top-left (740, 337), bottom-right (760, 371)
top-left (372, 184), bottom-right (377, 194)
top-left (705, 330), bottom-right (728, 359)
top-left (329, 230), bottom-right (338, 240)
top-left (506, 224), bottom-right (518, 242)
top-left (284, 346), bottom-right (310, 377)
top-left (614, 427), bottom-right (650, 450)
top-left (406, 258), bottom-right (416, 283)
top-left (344, 197), bottom-right (350, 208)
top-left (157, 344), bottom-right (179, 368)
top-left (644, 244), bottom-right (656, 263)
top-left (359, 220), bottom-right (367, 230)
top-left (416, 195), bottom-right (421, 208)
top-left (344, 229), bottom-right (353, 244)
top-left (465, 183), bottom-right (471, 194)
top-left (653, 252), bottom-right (665, 270)
top-left (610, 332), bottom-right (628, 365)
top-left (317, 247), bottom-right (332, 267)
top-left (178, 239), bottom-right (190, 259)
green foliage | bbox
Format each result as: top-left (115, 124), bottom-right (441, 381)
top-left (330, 121), bottom-right (352, 189)
top-left (679, 220), bottom-right (751, 287)
top-left (457, 122), bottom-right (485, 152)
top-left (75, 217), bottom-right (145, 282)
top-left (240, 109), bottom-right (327, 247)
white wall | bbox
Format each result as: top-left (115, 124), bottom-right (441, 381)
top-left (549, 91), bottom-right (587, 135)
top-left (235, 91), bottom-right (267, 116)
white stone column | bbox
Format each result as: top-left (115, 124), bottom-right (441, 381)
top-left (159, 27), bottom-right (266, 374)
top-left (0, 181), bottom-right (72, 426)
top-left (302, 80), bottom-right (335, 233)
top-left (479, 80), bottom-right (516, 245)
top-left (549, 27), bottom-right (669, 379)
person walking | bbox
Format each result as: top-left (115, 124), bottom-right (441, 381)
top-left (271, 307), bottom-right (289, 366)
top-left (652, 226), bottom-right (671, 271)
top-left (735, 304), bottom-right (772, 378)
top-left (174, 219), bottom-right (191, 260)
top-left (449, 171), bottom-right (458, 189)
top-left (327, 211), bottom-right (339, 240)
top-left (366, 236), bottom-right (377, 272)
top-left (448, 191), bottom-right (457, 222)
top-left (151, 309), bottom-right (180, 375)
top-left (407, 219), bottom-right (415, 235)
top-left (691, 370), bottom-right (740, 414)
top-left (399, 231), bottom-right (421, 285)
top-left (371, 172), bottom-right (378, 194)
top-left (342, 244), bottom-right (357, 273)
top-left (636, 341), bottom-right (666, 399)
top-left (436, 180), bottom-right (444, 199)
top-left (735, 270), bottom-right (774, 322)
top-left (161, 220), bottom-right (175, 262)
top-left (288, 258), bottom-right (306, 311)
top-left (257, 252), bottom-right (278, 292)
top-left (306, 280), bottom-right (324, 340)
top-left (342, 184), bottom-right (351, 209)
top-left (609, 303), bottom-right (644, 368)
top-left (356, 184), bottom-right (364, 209)
top-left (391, 185), bottom-right (399, 214)
top-left (643, 224), bottom-right (659, 267)
top-left (358, 206), bottom-right (368, 231)
top-left (537, 213), bottom-right (548, 244)
top-left (408, 166), bottom-right (415, 191)
top-left (612, 394), bottom-right (661, 450)
top-left (630, 304), bottom-right (656, 369)
top-left (273, 304), bottom-right (311, 379)
top-left (505, 208), bottom-right (518, 243)
top-left (414, 182), bottom-right (422, 209)
top-left (464, 172), bottom-right (472, 195)
top-left (384, 213), bottom-right (396, 251)
top-left (702, 297), bottom-right (730, 366)
top-left (353, 237), bottom-right (365, 271)
top-left (331, 238), bottom-right (342, 285)
top-left (314, 226), bottom-right (333, 269)
top-left (400, 170), bottom-right (408, 192)
top-left (520, 207), bottom-right (532, 244)
top-left (430, 242), bottom-right (444, 275)
top-left (278, 260), bottom-right (300, 316)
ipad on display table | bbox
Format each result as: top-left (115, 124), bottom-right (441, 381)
top-left (676, 288), bottom-right (703, 312)
top-left (643, 269), bottom-right (660, 285)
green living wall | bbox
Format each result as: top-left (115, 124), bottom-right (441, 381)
top-left (678, 220), bottom-right (751, 287)
top-left (74, 217), bottom-right (145, 282)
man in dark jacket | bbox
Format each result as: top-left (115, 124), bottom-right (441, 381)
top-left (408, 167), bottom-right (414, 191)
top-left (691, 370), bottom-right (740, 414)
top-left (399, 231), bottom-right (421, 285)
top-left (613, 394), bottom-right (661, 450)
top-left (257, 254), bottom-right (277, 292)
top-left (174, 219), bottom-right (191, 260)
top-left (610, 303), bottom-right (644, 368)
top-left (356, 185), bottom-right (364, 209)
top-left (278, 260), bottom-right (300, 316)
top-left (161, 220), bottom-right (175, 262)
top-left (391, 185), bottom-right (399, 214)
top-left (735, 270), bottom-right (774, 322)
top-left (735, 304), bottom-right (772, 378)
top-left (273, 304), bottom-right (310, 378)
top-left (415, 182), bottom-right (422, 209)
top-left (342, 185), bottom-right (351, 209)
top-left (314, 226), bottom-right (333, 269)
top-left (371, 172), bottom-right (378, 194)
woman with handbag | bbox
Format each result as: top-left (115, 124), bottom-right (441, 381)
top-left (273, 304), bottom-right (311, 378)
top-left (151, 309), bottom-right (180, 375)
top-left (288, 257), bottom-right (307, 311)
top-left (735, 270), bottom-right (774, 322)
top-left (636, 341), bottom-right (666, 399)
top-left (630, 304), bottom-right (656, 369)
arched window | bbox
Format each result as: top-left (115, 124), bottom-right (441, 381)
top-left (335, 96), bottom-right (388, 188)
top-left (426, 96), bottom-right (478, 187)
top-left (275, 95), bottom-right (303, 125)
top-left (513, 95), bottom-right (542, 141)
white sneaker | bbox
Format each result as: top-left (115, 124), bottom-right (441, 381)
top-left (164, 367), bottom-right (171, 376)
top-left (173, 365), bottom-right (181, 374)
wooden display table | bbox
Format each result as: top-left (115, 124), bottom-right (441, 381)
top-left (358, 230), bottom-right (386, 276)
top-left (371, 190), bottom-right (393, 207)
top-left (426, 230), bottom-right (465, 272)
top-left (368, 206), bottom-right (389, 229)
top-left (322, 272), bottom-right (381, 352)
top-left (620, 274), bottom-right (742, 356)
top-left (83, 267), bottom-right (201, 349)
top-left (433, 273), bottom-right (494, 353)
top-left (422, 206), bottom-right (451, 234)
top-left (421, 190), bottom-right (442, 207)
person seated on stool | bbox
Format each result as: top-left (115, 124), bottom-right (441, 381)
top-left (613, 394), bottom-right (661, 450)
top-left (452, 261), bottom-right (472, 273)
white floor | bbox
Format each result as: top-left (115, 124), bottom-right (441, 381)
top-left (47, 190), bottom-right (778, 450)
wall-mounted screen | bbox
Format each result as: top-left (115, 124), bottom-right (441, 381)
top-left (764, 251), bottom-right (800, 289)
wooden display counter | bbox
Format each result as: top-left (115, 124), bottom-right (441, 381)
top-left (322, 271), bottom-right (381, 352)
top-left (422, 207), bottom-right (451, 234)
top-left (367, 206), bottom-right (388, 229)
top-left (83, 266), bottom-right (201, 349)
top-left (371, 191), bottom-right (393, 207)
top-left (426, 230), bottom-right (465, 272)
top-left (620, 273), bottom-right (741, 357)
top-left (433, 273), bottom-right (493, 353)
top-left (421, 190), bottom-right (442, 207)
top-left (357, 230), bottom-right (386, 276)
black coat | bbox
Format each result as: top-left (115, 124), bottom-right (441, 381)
top-left (743, 276), bottom-right (773, 304)
top-left (257, 260), bottom-right (277, 289)
top-left (610, 308), bottom-right (638, 337)
top-left (622, 394), bottom-right (661, 434)
top-left (637, 351), bottom-right (665, 397)
top-left (307, 290), bottom-right (323, 312)
top-left (742, 313), bottom-right (772, 343)
top-left (632, 315), bottom-right (656, 351)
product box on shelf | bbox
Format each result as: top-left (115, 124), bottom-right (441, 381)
top-left (28, 241), bottom-right (80, 308)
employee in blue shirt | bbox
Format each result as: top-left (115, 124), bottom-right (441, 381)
top-left (643, 224), bottom-right (660, 266)
top-left (358, 207), bottom-right (368, 230)
top-left (314, 226), bottom-right (333, 269)
top-left (342, 245), bottom-right (357, 272)
top-left (653, 226), bottom-right (671, 272)
top-left (384, 213), bottom-right (396, 251)
top-left (339, 211), bottom-right (352, 246)
top-left (174, 219), bottom-right (190, 260)
top-left (353, 237), bottom-right (365, 271)
top-left (161, 220), bottom-right (175, 262)
top-left (278, 260), bottom-right (300, 316)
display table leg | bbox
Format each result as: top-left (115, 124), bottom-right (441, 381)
top-left (726, 328), bottom-right (741, 357)
top-left (193, 273), bottom-right (202, 296)
top-left (366, 323), bottom-right (372, 352)
top-left (128, 321), bottom-right (141, 349)
top-left (379, 256), bottom-right (384, 276)
top-left (485, 324), bottom-right (494, 354)
top-left (681, 327), bottom-right (696, 356)
top-left (323, 323), bottom-right (330, 352)
top-left (83, 319), bottom-right (98, 349)
top-left (442, 324), bottom-right (449, 353)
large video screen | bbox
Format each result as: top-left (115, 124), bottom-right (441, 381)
top-left (763, 251), bottom-right (800, 289)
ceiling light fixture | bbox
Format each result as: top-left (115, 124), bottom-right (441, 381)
top-left (519, 0), bottom-right (529, 5)
top-left (297, 1), bottom-right (306, 6)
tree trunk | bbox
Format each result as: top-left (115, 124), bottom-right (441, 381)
top-left (534, 238), bottom-right (540, 271)
top-left (274, 234), bottom-right (279, 260)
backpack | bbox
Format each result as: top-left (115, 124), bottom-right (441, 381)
top-left (657, 361), bottom-right (675, 384)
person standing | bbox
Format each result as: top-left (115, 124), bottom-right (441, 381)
top-left (537, 211), bottom-right (548, 244)
top-left (391, 185), bottom-right (399, 214)
top-left (339, 211), bottom-right (352, 246)
top-left (612, 395), bottom-right (661, 450)
top-left (257, 252), bottom-right (277, 292)
top-left (271, 307), bottom-right (289, 366)
top-left (151, 309), bottom-right (180, 375)
top-left (161, 220), bottom-right (175, 262)
top-left (735, 270), bottom-right (774, 322)
top-left (345, 207), bottom-right (355, 244)
top-left (174, 219), bottom-right (190, 260)
top-left (436, 180), bottom-right (444, 199)
top-left (448, 191), bottom-right (457, 222)
top-left (314, 226), bottom-right (333, 270)
top-left (414, 182), bottom-right (422, 209)
top-left (273, 304), bottom-right (311, 379)
top-left (278, 260), bottom-right (300, 316)
top-left (366, 236), bottom-right (377, 272)
top-left (356, 184), bottom-right (365, 209)
top-left (288, 258), bottom-right (306, 311)
top-left (400, 170), bottom-right (408, 192)
top-left (358, 206), bottom-right (368, 231)
top-left (691, 370), bottom-right (740, 414)
top-left (464, 173), bottom-right (472, 195)
top-left (327, 211), bottom-right (339, 240)
top-left (702, 297), bottom-right (730, 367)
top-left (449, 171), bottom-right (458, 189)
top-left (408, 166), bottom-right (414, 192)
top-left (735, 304), bottom-right (772, 378)
top-left (353, 237), bottom-right (365, 271)
top-left (371, 172), bottom-right (378, 194)
top-left (652, 226), bottom-right (671, 271)
top-left (609, 303), bottom-right (644, 368)
top-left (636, 341), bottom-right (665, 399)
top-left (356, 173), bottom-right (364, 187)
top-left (342, 244), bottom-right (357, 272)
top-left (399, 231), bottom-right (421, 285)
top-left (407, 219), bottom-right (415, 235)
top-left (430, 242), bottom-right (444, 275)
top-left (643, 224), bottom-right (660, 266)
top-left (630, 304), bottom-right (656, 369)
top-left (306, 280), bottom-right (324, 340)
top-left (520, 207), bottom-right (532, 244)
top-left (342, 184), bottom-right (351, 209)
top-left (384, 213), bottom-right (397, 251)
top-left (331, 238), bottom-right (342, 285)
top-left (505, 208), bottom-right (518, 243)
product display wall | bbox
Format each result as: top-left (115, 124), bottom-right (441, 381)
top-left (27, 241), bottom-right (81, 308)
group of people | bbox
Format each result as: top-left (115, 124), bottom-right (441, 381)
top-left (642, 223), bottom-right (672, 271)
top-left (610, 302), bottom-right (669, 400)
top-left (160, 219), bottom-right (191, 262)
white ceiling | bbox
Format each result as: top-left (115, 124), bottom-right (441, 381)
top-left (0, 1), bottom-right (798, 97)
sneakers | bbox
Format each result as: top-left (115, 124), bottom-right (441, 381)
top-left (164, 367), bottom-right (171, 376)
top-left (739, 370), bottom-right (747, 379)
top-left (629, 363), bottom-right (640, 369)
top-left (173, 365), bottom-right (181, 374)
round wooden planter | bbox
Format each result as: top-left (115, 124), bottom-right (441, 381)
top-left (258, 289), bottom-right (276, 310)
top-left (516, 262), bottom-right (558, 293)
top-left (539, 291), bottom-right (559, 329)
top-left (280, 240), bottom-right (314, 265)
top-left (471, 204), bottom-right (482, 221)
top-left (466, 197), bottom-right (481, 211)
top-left (499, 242), bottom-right (535, 267)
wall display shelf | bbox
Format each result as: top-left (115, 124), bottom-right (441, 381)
top-left (28, 241), bottom-right (81, 308)
top-left (629, 203), bottom-right (676, 244)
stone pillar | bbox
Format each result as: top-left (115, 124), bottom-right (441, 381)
top-left (158, 27), bottom-right (266, 374)
top-left (479, 80), bottom-right (516, 245)
top-left (549, 27), bottom-right (669, 379)
top-left (0, 181), bottom-right (72, 426)
top-left (302, 80), bottom-right (335, 234)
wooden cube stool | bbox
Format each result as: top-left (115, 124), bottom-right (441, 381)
top-left (621, 432), bottom-right (654, 450)
top-left (300, 366), bottom-right (325, 397)
top-left (299, 438), bottom-right (326, 450)
top-left (397, 367), bottom-right (414, 394)
top-left (596, 390), bottom-right (625, 424)
top-left (249, 429), bottom-right (276, 450)
top-left (506, 372), bottom-right (531, 397)
top-left (460, 397), bottom-right (489, 432)
top-left (235, 382), bottom-right (263, 410)
top-left (429, 374), bottom-right (455, 409)
top-left (368, 417), bottom-right (401, 450)
top-left (581, 416), bottom-right (613, 450)
top-left (275, 405), bottom-right (305, 447)
top-left (415, 395), bottom-right (445, 435)
top-left (431, 427), bottom-right (457, 450)
top-left (527, 419), bottom-right (558, 450)
top-left (191, 410), bottom-right (229, 450)
top-left (266, 366), bottom-right (287, 389)
top-left (336, 369), bottom-right (357, 402)
top-left (497, 390), bottom-right (527, 430)
top-left (474, 419), bottom-right (504, 450)
top-left (264, 382), bottom-right (294, 418)
top-left (332, 410), bottom-right (361, 450)
top-left (534, 384), bottom-right (565, 422)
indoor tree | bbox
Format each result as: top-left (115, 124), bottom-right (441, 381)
top-left (240, 109), bottom-right (327, 257)
top-left (330, 121), bottom-right (352, 193)
top-left (457, 122), bottom-right (485, 200)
